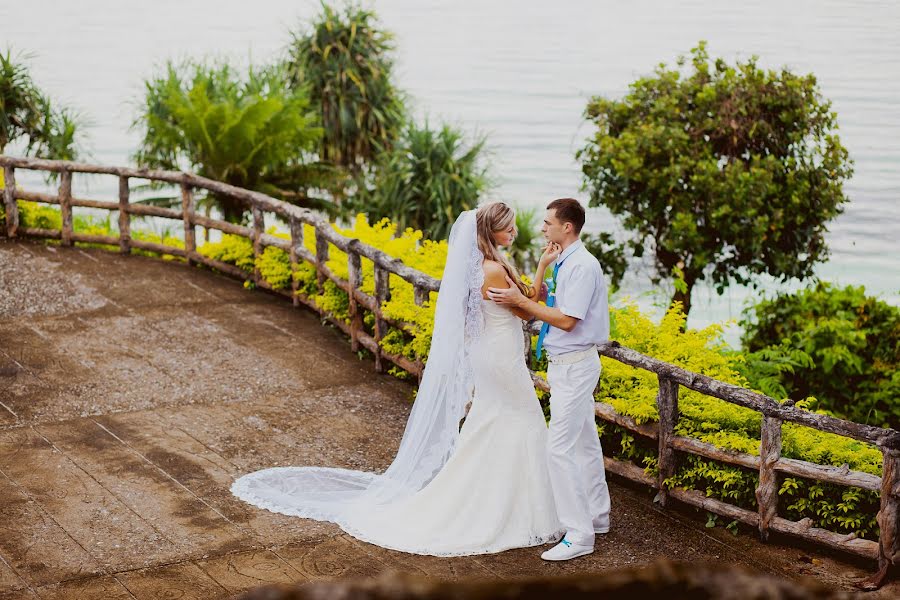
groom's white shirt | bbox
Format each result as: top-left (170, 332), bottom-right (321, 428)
top-left (542, 239), bottom-right (612, 549)
top-left (543, 240), bottom-right (610, 356)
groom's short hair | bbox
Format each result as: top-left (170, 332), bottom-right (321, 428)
top-left (547, 198), bottom-right (585, 234)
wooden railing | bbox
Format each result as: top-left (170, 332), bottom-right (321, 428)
top-left (0, 156), bottom-right (440, 379)
top-left (527, 347), bottom-right (898, 565)
top-left (2, 156), bottom-right (898, 581)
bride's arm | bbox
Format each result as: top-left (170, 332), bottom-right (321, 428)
top-left (481, 261), bottom-right (532, 321)
top-left (529, 242), bottom-right (561, 300)
top-left (529, 263), bottom-right (547, 300)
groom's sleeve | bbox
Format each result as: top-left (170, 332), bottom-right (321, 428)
top-left (556, 264), bottom-right (595, 321)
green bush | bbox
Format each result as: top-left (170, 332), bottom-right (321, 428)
top-left (593, 301), bottom-right (881, 539)
top-left (741, 282), bottom-right (900, 428)
top-left (133, 60), bottom-right (322, 222)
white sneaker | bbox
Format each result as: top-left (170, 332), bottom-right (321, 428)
top-left (540, 538), bottom-right (594, 561)
top-left (593, 517), bottom-right (610, 534)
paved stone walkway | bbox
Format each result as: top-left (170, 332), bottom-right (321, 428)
top-left (0, 239), bottom-right (894, 599)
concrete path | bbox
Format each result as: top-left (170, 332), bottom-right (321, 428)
top-left (0, 239), bottom-right (894, 599)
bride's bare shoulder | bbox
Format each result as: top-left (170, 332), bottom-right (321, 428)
top-left (481, 260), bottom-right (510, 290)
top-left (481, 260), bottom-right (506, 281)
top-left (482, 260), bottom-right (505, 276)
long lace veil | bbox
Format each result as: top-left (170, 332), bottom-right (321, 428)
top-left (230, 209), bottom-right (485, 524)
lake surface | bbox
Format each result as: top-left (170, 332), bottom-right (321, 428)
top-left (2, 0), bottom-right (898, 342)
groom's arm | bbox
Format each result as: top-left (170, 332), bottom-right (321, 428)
top-left (482, 264), bottom-right (533, 321)
top-left (487, 275), bottom-right (579, 331)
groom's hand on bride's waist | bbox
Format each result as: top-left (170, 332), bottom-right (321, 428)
top-left (490, 276), bottom-right (580, 332)
top-left (486, 275), bottom-right (526, 307)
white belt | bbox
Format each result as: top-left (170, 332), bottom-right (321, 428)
top-left (547, 346), bottom-right (598, 365)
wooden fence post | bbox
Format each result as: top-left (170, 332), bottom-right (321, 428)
top-left (315, 223), bottom-right (329, 289)
top-left (373, 265), bottom-right (390, 373)
top-left (181, 183), bottom-right (195, 265)
top-left (655, 376), bottom-right (679, 507)
top-left (413, 286), bottom-right (429, 307)
top-left (3, 166), bottom-right (18, 237)
top-left (251, 203), bottom-right (263, 284)
top-left (348, 248), bottom-right (363, 353)
top-left (873, 449), bottom-right (900, 586)
top-left (289, 217), bottom-right (303, 307)
top-left (412, 285), bottom-right (430, 382)
top-left (118, 176), bottom-right (130, 254)
top-left (59, 170), bottom-right (73, 246)
top-left (756, 414), bottom-right (783, 541)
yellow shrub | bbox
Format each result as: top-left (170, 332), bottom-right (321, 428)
top-left (7, 200), bottom-right (882, 540)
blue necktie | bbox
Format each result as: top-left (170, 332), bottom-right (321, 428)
top-left (535, 260), bottom-right (562, 360)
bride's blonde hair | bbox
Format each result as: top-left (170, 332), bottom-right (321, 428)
top-left (476, 202), bottom-right (532, 297)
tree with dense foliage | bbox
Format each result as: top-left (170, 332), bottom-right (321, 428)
top-left (0, 49), bottom-right (80, 160)
top-left (352, 120), bottom-right (490, 240)
top-left (133, 61), bottom-right (323, 222)
top-left (286, 3), bottom-right (404, 177)
top-left (583, 231), bottom-right (627, 293)
top-left (740, 282), bottom-right (900, 428)
top-left (578, 42), bottom-right (853, 317)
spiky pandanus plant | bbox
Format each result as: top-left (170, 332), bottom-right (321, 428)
top-left (354, 120), bottom-right (491, 241)
top-left (0, 48), bottom-right (81, 160)
top-left (287, 3), bottom-right (405, 179)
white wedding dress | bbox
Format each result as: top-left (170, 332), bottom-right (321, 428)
top-left (231, 210), bottom-right (562, 556)
top-left (337, 299), bottom-right (562, 555)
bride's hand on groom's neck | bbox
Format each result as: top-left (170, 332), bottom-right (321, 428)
top-left (538, 243), bottom-right (562, 268)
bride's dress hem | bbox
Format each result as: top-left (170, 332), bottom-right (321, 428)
top-left (231, 475), bottom-right (565, 558)
top-left (229, 466), bottom-right (371, 524)
top-left (340, 525), bottom-right (565, 558)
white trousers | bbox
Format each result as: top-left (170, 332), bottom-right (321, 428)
top-left (546, 352), bottom-right (610, 546)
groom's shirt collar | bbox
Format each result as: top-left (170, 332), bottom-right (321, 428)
top-left (556, 239), bottom-right (583, 267)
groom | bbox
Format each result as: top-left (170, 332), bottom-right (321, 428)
top-left (487, 197), bottom-right (611, 561)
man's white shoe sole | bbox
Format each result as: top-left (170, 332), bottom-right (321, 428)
top-left (541, 547), bottom-right (594, 561)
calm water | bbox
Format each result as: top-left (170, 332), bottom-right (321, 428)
top-left (3, 0), bottom-right (898, 341)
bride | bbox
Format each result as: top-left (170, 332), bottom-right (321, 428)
top-left (231, 202), bottom-right (564, 556)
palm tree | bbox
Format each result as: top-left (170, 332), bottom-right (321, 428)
top-left (0, 48), bottom-right (81, 159)
top-left (286, 3), bottom-right (405, 176)
top-left (354, 120), bottom-right (491, 240)
top-left (133, 60), bottom-right (325, 222)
